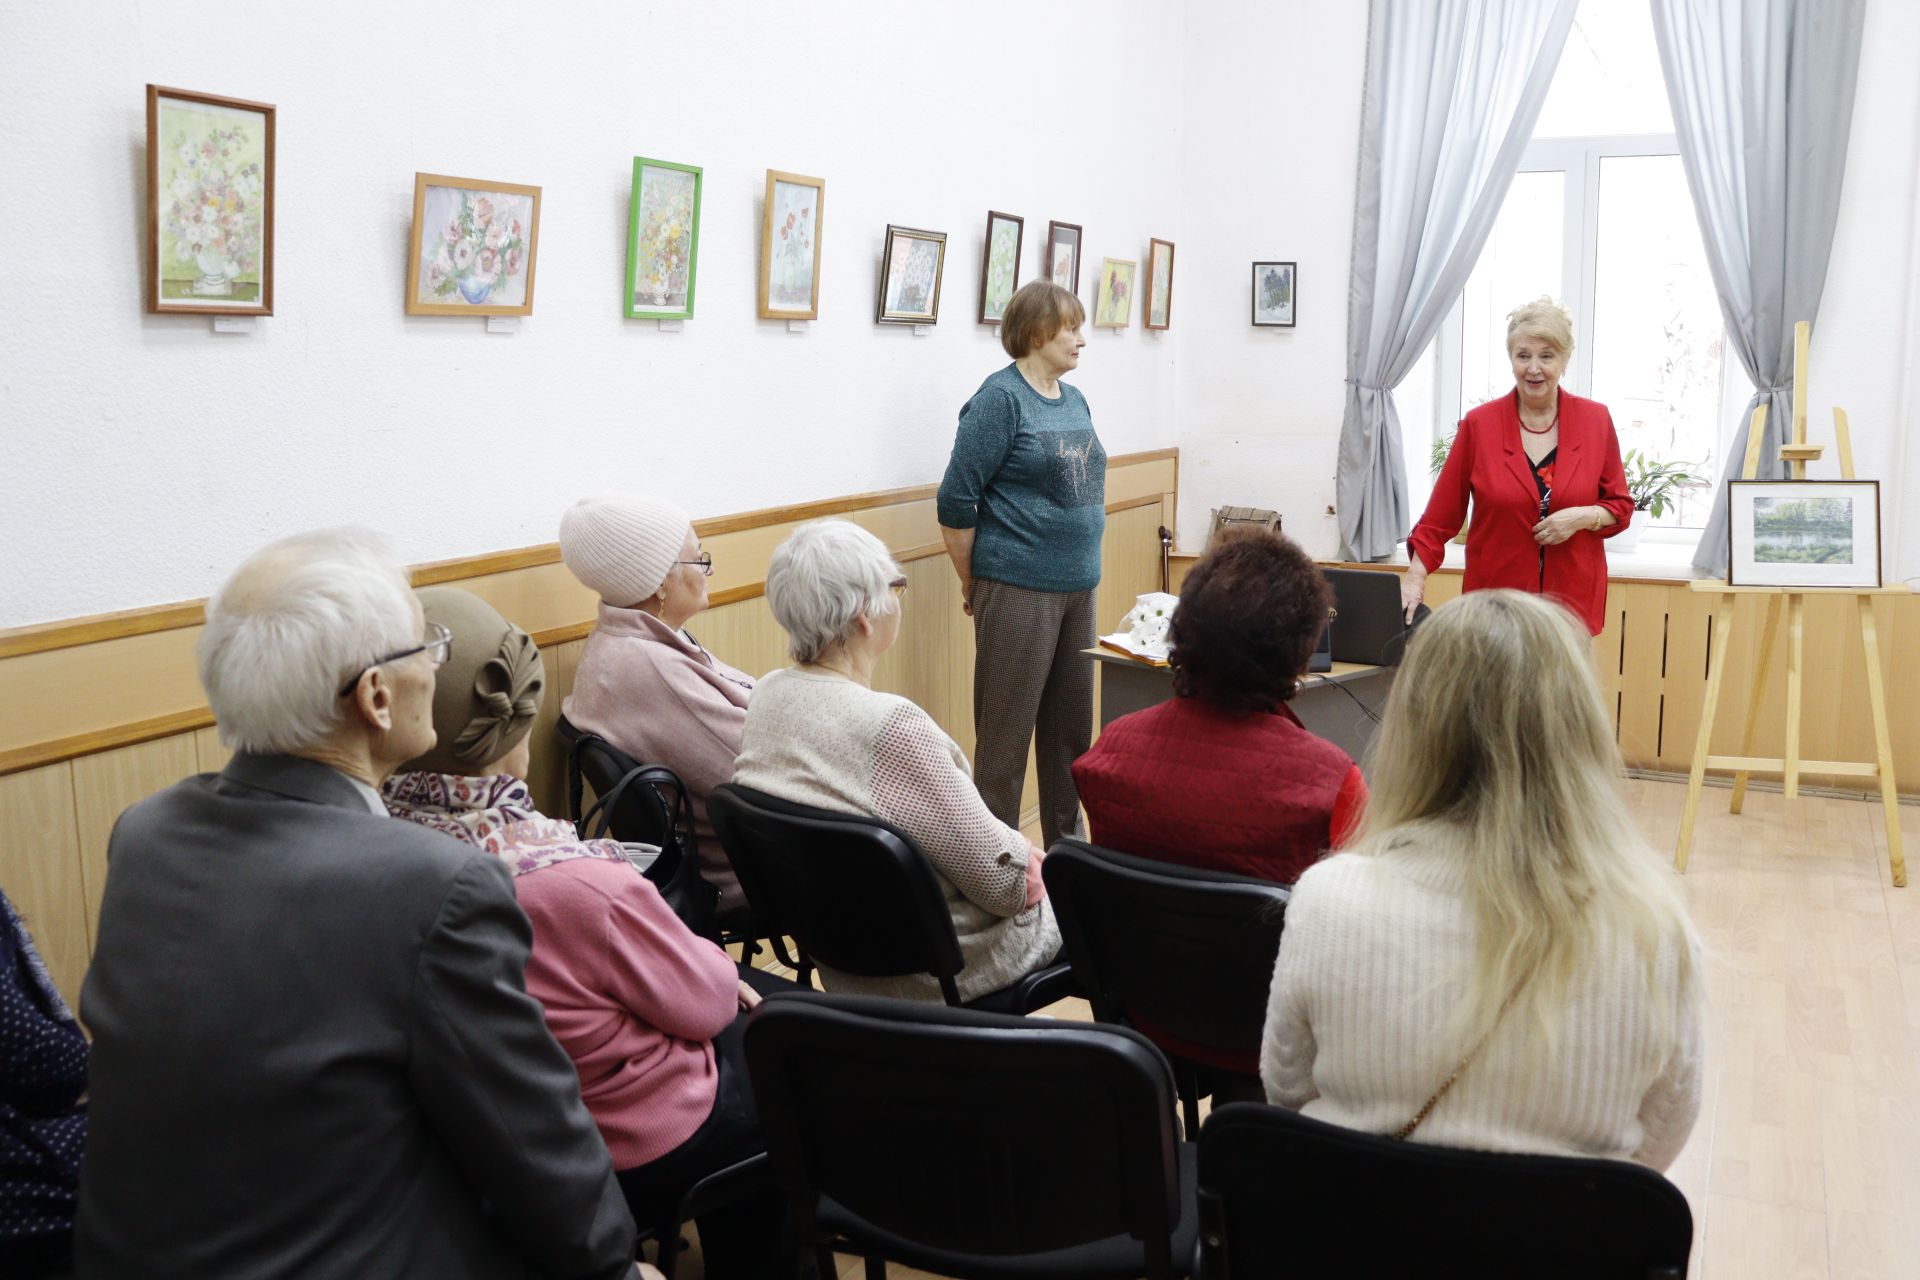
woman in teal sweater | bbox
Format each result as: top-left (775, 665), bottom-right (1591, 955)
top-left (937, 280), bottom-right (1106, 848)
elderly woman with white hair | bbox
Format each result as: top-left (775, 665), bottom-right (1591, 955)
top-left (732, 519), bottom-right (1062, 1003)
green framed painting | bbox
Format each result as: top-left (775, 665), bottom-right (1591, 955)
top-left (625, 157), bottom-right (702, 320)
top-left (146, 84), bottom-right (275, 315)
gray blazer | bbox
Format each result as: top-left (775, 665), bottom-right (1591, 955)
top-left (75, 753), bottom-right (636, 1279)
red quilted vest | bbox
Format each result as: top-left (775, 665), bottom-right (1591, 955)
top-left (1072, 696), bottom-right (1355, 885)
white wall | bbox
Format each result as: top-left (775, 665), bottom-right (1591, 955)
top-left (1173, 0), bottom-right (1920, 580)
top-left (0, 1), bottom-right (1186, 628)
top-left (1173, 0), bottom-right (1371, 558)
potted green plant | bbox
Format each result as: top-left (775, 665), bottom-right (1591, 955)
top-left (1610, 450), bottom-right (1706, 554)
top-left (1428, 430), bottom-right (1468, 545)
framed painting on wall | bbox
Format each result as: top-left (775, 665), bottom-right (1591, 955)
top-left (405, 174), bottom-right (541, 316)
top-left (760, 170), bottom-right (826, 319)
top-left (625, 157), bottom-right (701, 320)
top-left (978, 211), bottom-right (1024, 324)
top-left (1727, 480), bottom-right (1882, 588)
top-left (146, 84), bottom-right (275, 315)
top-left (1144, 238), bottom-right (1175, 330)
top-left (877, 225), bottom-right (947, 324)
top-left (1251, 260), bottom-right (1296, 327)
top-left (1045, 220), bottom-right (1082, 295)
top-left (1093, 257), bottom-right (1136, 329)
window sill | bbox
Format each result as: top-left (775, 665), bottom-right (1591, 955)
top-left (1381, 538), bottom-right (1717, 584)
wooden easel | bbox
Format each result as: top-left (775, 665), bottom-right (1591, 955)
top-left (1674, 322), bottom-right (1908, 887)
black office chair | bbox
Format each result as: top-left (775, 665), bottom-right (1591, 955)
top-left (556, 715), bottom-right (719, 939)
top-left (629, 1152), bottom-right (771, 1279)
top-left (1197, 1103), bottom-right (1694, 1278)
top-left (1042, 839), bottom-right (1289, 1135)
top-left (708, 783), bottom-right (1074, 1013)
top-left (744, 992), bottom-right (1198, 1279)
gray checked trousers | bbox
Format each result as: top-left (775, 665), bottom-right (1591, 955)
top-left (969, 578), bottom-right (1095, 849)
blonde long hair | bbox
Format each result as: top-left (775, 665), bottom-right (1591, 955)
top-left (1350, 589), bottom-right (1694, 1063)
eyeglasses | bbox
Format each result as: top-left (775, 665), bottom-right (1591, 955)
top-left (338, 621), bottom-right (453, 698)
top-left (889, 577), bottom-right (908, 599)
top-left (676, 550), bottom-right (714, 577)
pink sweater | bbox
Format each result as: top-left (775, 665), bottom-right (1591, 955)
top-left (515, 857), bottom-right (741, 1169)
top-left (563, 605), bottom-right (756, 914)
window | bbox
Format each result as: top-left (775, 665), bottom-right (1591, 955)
top-left (1403, 2), bottom-right (1738, 546)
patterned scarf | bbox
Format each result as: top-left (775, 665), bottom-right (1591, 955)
top-left (381, 771), bottom-right (632, 877)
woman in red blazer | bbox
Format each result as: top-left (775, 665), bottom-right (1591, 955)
top-left (1403, 298), bottom-right (1633, 635)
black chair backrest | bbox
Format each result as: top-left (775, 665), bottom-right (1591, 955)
top-left (745, 992), bottom-right (1186, 1277)
top-left (708, 783), bottom-right (965, 1000)
top-left (1198, 1103), bottom-right (1693, 1279)
top-left (557, 716), bottom-right (717, 938)
top-left (1043, 839), bottom-right (1288, 1056)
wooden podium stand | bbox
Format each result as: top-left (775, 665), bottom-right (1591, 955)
top-left (1673, 323), bottom-right (1908, 886)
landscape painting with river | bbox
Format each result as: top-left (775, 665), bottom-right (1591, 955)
top-left (1751, 496), bottom-right (1854, 564)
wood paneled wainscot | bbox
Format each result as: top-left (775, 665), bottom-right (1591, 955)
top-left (0, 450), bottom-right (1178, 1009)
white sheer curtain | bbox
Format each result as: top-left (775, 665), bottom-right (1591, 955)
top-left (1649, 0), bottom-right (1867, 574)
top-left (1336, 0), bottom-right (1578, 561)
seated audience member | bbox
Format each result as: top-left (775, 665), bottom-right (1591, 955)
top-left (1072, 525), bottom-right (1365, 883)
top-left (732, 519), bottom-right (1062, 1002)
top-left (1, 888), bottom-right (87, 1278)
top-left (382, 587), bottom-right (795, 1280)
top-left (1261, 590), bottom-right (1703, 1169)
top-left (76, 530), bottom-right (635, 1279)
top-left (561, 495), bottom-right (755, 917)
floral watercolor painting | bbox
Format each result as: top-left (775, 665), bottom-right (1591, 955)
top-left (764, 176), bottom-right (822, 314)
top-left (415, 184), bottom-right (533, 308)
top-left (1145, 238), bottom-right (1174, 329)
top-left (979, 211), bottom-right (1023, 324)
top-left (1046, 220), bottom-right (1081, 294)
top-left (877, 226), bottom-right (946, 323)
top-left (1094, 257), bottom-right (1135, 328)
top-left (626, 159), bottom-right (700, 319)
top-left (148, 88), bottom-right (273, 313)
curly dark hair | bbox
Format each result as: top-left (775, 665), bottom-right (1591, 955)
top-left (1169, 525), bottom-right (1333, 712)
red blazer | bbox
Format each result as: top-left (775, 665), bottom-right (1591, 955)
top-left (1407, 389), bottom-right (1632, 635)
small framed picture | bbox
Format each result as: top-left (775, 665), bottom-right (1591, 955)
top-left (1094, 257), bottom-right (1136, 329)
top-left (626, 157), bottom-right (701, 320)
top-left (1252, 260), bottom-right (1296, 327)
top-left (406, 174), bottom-right (541, 316)
top-left (761, 170), bottom-right (826, 320)
top-left (877, 225), bottom-right (948, 324)
top-left (1145, 237), bottom-right (1175, 330)
top-left (1045, 220), bottom-right (1082, 294)
top-left (1728, 480), bottom-right (1881, 588)
top-left (147, 85), bottom-right (275, 315)
top-left (978, 210), bottom-right (1024, 325)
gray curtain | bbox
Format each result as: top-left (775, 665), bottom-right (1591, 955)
top-left (1337, 0), bottom-right (1578, 562)
top-left (1650, 0), bottom-right (1867, 574)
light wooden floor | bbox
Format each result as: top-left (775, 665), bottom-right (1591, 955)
top-left (672, 779), bottom-right (1920, 1280)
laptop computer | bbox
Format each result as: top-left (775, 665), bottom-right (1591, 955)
top-left (1323, 568), bottom-right (1426, 666)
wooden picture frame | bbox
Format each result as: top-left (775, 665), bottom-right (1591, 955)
top-left (1044, 220), bottom-right (1082, 295)
top-left (1251, 261), bottom-right (1296, 327)
top-left (1093, 257), bottom-right (1136, 329)
top-left (1144, 238), bottom-right (1175, 330)
top-left (978, 210), bottom-right (1024, 324)
top-left (405, 174), bottom-right (541, 317)
top-left (625, 157), bottom-right (702, 320)
top-left (146, 84), bottom-right (276, 315)
top-left (760, 170), bottom-right (826, 319)
top-left (1727, 479), bottom-right (1882, 588)
top-left (877, 225), bottom-right (948, 325)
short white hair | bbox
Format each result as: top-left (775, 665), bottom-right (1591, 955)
top-left (766, 520), bottom-right (901, 664)
top-left (197, 528), bottom-right (420, 754)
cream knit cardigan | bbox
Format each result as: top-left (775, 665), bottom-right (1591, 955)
top-left (732, 668), bottom-right (1061, 1002)
top-left (1261, 847), bottom-right (1704, 1170)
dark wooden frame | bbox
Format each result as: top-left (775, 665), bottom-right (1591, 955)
top-left (1144, 237), bottom-right (1175, 330)
top-left (1045, 220), bottom-right (1083, 295)
top-left (1251, 260), bottom-right (1297, 328)
top-left (875, 224), bottom-right (948, 325)
top-left (977, 210), bottom-right (1024, 325)
top-left (1726, 479), bottom-right (1883, 588)
top-left (146, 84), bottom-right (276, 316)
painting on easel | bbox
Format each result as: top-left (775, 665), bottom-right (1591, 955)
top-left (1728, 480), bottom-right (1880, 588)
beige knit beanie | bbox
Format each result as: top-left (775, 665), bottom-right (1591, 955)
top-left (558, 495), bottom-right (692, 607)
top-left (403, 586), bottom-right (544, 777)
